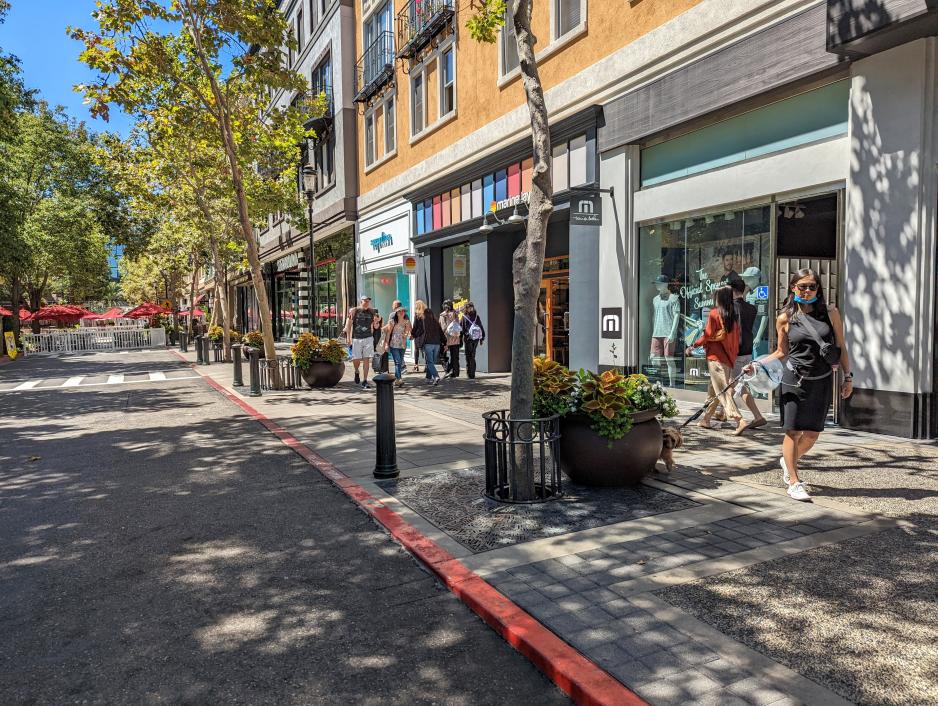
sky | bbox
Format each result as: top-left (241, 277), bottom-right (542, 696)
top-left (0, 0), bottom-right (134, 136)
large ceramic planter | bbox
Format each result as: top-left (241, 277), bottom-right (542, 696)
top-left (558, 409), bottom-right (663, 486)
top-left (299, 360), bottom-right (345, 388)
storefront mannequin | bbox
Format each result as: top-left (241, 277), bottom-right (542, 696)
top-left (650, 275), bottom-right (680, 386)
top-left (741, 266), bottom-right (768, 358)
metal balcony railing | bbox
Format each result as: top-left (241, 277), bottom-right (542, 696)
top-left (396, 0), bottom-right (455, 59)
top-left (300, 86), bottom-right (334, 132)
top-left (354, 32), bottom-right (395, 103)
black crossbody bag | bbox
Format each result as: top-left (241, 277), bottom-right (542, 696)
top-left (797, 312), bottom-right (841, 367)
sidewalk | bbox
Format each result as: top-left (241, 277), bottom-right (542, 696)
top-left (181, 349), bottom-right (936, 706)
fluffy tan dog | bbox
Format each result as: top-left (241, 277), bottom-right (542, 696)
top-left (659, 426), bottom-right (683, 473)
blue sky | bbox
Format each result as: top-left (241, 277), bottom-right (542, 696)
top-left (0, 0), bottom-right (133, 136)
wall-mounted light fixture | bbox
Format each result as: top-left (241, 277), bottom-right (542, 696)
top-left (478, 200), bottom-right (528, 235)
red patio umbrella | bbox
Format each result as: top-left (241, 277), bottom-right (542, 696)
top-left (28, 304), bottom-right (91, 322)
top-left (124, 302), bottom-right (169, 319)
top-left (0, 306), bottom-right (11, 316)
top-left (178, 308), bottom-right (205, 318)
top-left (98, 307), bottom-right (125, 320)
top-left (17, 308), bottom-right (32, 320)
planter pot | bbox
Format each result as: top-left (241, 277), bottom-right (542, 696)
top-left (299, 360), bottom-right (345, 388)
top-left (558, 410), bottom-right (663, 486)
top-left (244, 345), bottom-right (264, 359)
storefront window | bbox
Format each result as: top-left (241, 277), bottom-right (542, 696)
top-left (312, 230), bottom-right (355, 339)
top-left (362, 268), bottom-right (411, 322)
top-left (276, 275), bottom-right (298, 341)
top-left (638, 205), bottom-right (772, 396)
top-left (442, 243), bottom-right (470, 303)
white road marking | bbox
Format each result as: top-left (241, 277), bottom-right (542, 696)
top-left (62, 376), bottom-right (84, 387)
top-left (107, 374), bottom-right (124, 384)
top-left (149, 371), bottom-right (167, 381)
top-left (0, 374), bottom-right (200, 393)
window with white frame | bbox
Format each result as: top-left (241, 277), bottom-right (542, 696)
top-left (554, 0), bottom-right (585, 39)
top-left (365, 113), bottom-right (376, 166)
top-left (313, 131), bottom-right (335, 190)
top-left (500, 9), bottom-right (519, 75)
top-left (411, 71), bottom-right (425, 135)
top-left (385, 95), bottom-right (396, 153)
top-left (440, 46), bottom-right (455, 117)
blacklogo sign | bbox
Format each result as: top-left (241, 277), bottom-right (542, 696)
top-left (570, 192), bottom-right (602, 226)
top-left (601, 307), bottom-right (622, 339)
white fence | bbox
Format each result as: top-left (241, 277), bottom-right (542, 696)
top-left (21, 327), bottom-right (166, 355)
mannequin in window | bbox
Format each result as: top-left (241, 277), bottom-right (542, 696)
top-left (741, 266), bottom-right (769, 358)
top-left (650, 274), bottom-right (680, 386)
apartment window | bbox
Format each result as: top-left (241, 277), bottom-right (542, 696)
top-left (500, 10), bottom-right (519, 75)
top-left (365, 113), bottom-right (376, 166)
top-left (554, 0), bottom-right (584, 38)
top-left (314, 131), bottom-right (335, 189)
top-left (312, 54), bottom-right (331, 96)
top-left (385, 96), bottom-right (396, 153)
top-left (309, 0), bottom-right (316, 32)
top-left (411, 72), bottom-right (425, 135)
top-left (320, 0), bottom-right (327, 17)
top-left (364, 0), bottom-right (392, 47)
top-left (440, 47), bottom-right (455, 117)
top-left (297, 11), bottom-right (304, 50)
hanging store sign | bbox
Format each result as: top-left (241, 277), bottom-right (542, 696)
top-left (402, 254), bottom-right (418, 275)
top-left (276, 252), bottom-right (299, 271)
top-left (601, 308), bottom-right (622, 339)
top-left (570, 192), bottom-right (602, 226)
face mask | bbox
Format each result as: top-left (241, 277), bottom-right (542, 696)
top-left (793, 294), bottom-right (817, 304)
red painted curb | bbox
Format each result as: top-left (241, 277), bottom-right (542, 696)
top-left (170, 349), bottom-right (647, 706)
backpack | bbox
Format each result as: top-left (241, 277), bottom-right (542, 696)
top-left (466, 316), bottom-right (483, 341)
top-left (445, 318), bottom-right (461, 338)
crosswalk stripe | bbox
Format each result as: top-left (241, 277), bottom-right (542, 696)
top-left (62, 376), bottom-right (84, 387)
top-left (107, 374), bottom-right (124, 384)
top-left (14, 380), bottom-right (41, 390)
top-left (149, 371), bottom-right (167, 381)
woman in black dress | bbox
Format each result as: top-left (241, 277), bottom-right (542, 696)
top-left (747, 269), bottom-right (853, 501)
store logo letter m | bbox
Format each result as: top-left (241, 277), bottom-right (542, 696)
top-left (578, 199), bottom-right (594, 214)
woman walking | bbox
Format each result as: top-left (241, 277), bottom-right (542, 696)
top-left (383, 307), bottom-right (412, 387)
top-left (746, 269), bottom-right (852, 501)
top-left (460, 301), bottom-right (485, 379)
top-left (420, 307), bottom-right (444, 386)
top-left (411, 300), bottom-right (426, 372)
top-left (686, 285), bottom-right (748, 436)
top-left (440, 300), bottom-right (461, 378)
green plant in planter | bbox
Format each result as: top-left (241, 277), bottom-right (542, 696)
top-left (291, 332), bottom-right (349, 368)
top-left (208, 325), bottom-right (239, 343)
top-left (532, 355), bottom-right (576, 418)
top-left (577, 370), bottom-right (679, 439)
top-left (242, 330), bottom-right (264, 349)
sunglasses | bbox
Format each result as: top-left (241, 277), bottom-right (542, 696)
top-left (795, 283), bottom-right (818, 292)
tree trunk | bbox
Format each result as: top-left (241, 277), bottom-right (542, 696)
top-left (188, 258), bottom-right (198, 339)
top-left (506, 0), bottom-right (553, 500)
top-left (28, 286), bottom-right (43, 334)
top-left (11, 277), bottom-right (21, 348)
top-left (181, 6), bottom-right (282, 388)
top-left (210, 237), bottom-right (232, 361)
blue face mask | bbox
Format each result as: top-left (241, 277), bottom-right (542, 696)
top-left (793, 295), bottom-right (818, 304)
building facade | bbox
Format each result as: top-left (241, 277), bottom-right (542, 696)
top-left (347, 0), bottom-right (938, 438)
top-left (240, 0), bottom-right (360, 342)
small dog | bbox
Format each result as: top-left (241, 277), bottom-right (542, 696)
top-left (659, 426), bottom-right (683, 473)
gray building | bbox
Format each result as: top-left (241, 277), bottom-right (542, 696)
top-left (239, 0), bottom-right (359, 342)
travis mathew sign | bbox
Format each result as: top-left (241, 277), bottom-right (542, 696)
top-left (370, 232), bottom-right (393, 252)
top-left (570, 192), bottom-right (602, 226)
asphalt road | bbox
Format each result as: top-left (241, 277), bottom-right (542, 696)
top-left (0, 351), bottom-right (569, 705)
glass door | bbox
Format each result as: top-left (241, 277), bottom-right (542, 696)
top-left (535, 277), bottom-right (570, 365)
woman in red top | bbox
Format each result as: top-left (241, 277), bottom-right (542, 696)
top-left (687, 285), bottom-right (747, 435)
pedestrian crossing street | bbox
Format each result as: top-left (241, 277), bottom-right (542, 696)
top-left (0, 369), bottom-right (199, 392)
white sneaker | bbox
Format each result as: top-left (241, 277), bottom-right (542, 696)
top-left (780, 457), bottom-right (791, 486)
top-left (787, 481), bottom-right (811, 501)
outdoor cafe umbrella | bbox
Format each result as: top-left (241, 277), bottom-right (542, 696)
top-left (0, 306), bottom-right (10, 316)
top-left (124, 302), bottom-right (169, 319)
top-left (178, 308), bottom-right (205, 318)
top-left (28, 304), bottom-right (92, 323)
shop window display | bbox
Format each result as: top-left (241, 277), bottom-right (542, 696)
top-left (442, 243), bottom-right (470, 302)
top-left (638, 205), bottom-right (772, 395)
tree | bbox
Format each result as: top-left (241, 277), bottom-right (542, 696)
top-left (469, 0), bottom-right (552, 499)
top-left (73, 0), bottom-right (320, 386)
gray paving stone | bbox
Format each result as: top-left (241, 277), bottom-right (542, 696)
top-left (658, 667), bottom-right (723, 698)
top-left (608, 565), bottom-right (650, 583)
top-left (633, 678), bottom-right (696, 706)
top-left (727, 676), bottom-right (793, 705)
top-left (788, 523), bottom-right (822, 535)
top-left (568, 626), bottom-right (619, 650)
top-left (609, 659), bottom-right (656, 688)
top-left (496, 578), bottom-right (532, 595)
top-left (525, 600), bottom-right (565, 620)
top-left (563, 576), bottom-right (600, 592)
top-left (682, 536), bottom-right (711, 547)
top-left (508, 590), bottom-right (543, 607)
top-left (617, 633), bottom-right (662, 658)
top-left (714, 528), bottom-right (747, 540)
top-left (524, 573), bottom-right (559, 589)
top-left (577, 605), bottom-right (619, 627)
top-left (537, 583), bottom-right (573, 599)
top-left (486, 571), bottom-right (512, 584)
top-left (649, 554), bottom-right (691, 571)
top-left (669, 640), bottom-right (721, 666)
top-left (689, 690), bottom-right (751, 706)
top-left (556, 595), bottom-right (591, 612)
top-left (556, 554), bottom-right (588, 568)
top-left (586, 571), bottom-right (624, 587)
top-left (765, 527), bottom-right (802, 540)
top-left (542, 613), bottom-right (587, 635)
top-left (638, 648), bottom-right (691, 680)
top-left (538, 561), bottom-right (581, 581)
top-left (580, 587), bottom-right (619, 605)
top-left (640, 624), bottom-right (690, 649)
top-left (506, 565), bottom-right (543, 579)
top-left (698, 545), bottom-right (727, 558)
top-left (735, 535), bottom-right (770, 549)
top-left (600, 598), bottom-right (641, 618)
top-left (714, 518), bottom-right (747, 530)
top-left (589, 642), bottom-right (633, 669)
top-left (574, 548), bottom-right (608, 561)
top-left (716, 540), bottom-right (749, 553)
top-left (697, 657), bottom-right (754, 686)
top-left (582, 557), bottom-right (618, 572)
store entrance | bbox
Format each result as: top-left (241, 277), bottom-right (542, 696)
top-left (535, 257), bottom-right (570, 366)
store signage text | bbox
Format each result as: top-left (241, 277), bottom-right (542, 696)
top-left (276, 252), bottom-right (299, 271)
top-left (571, 192), bottom-right (602, 226)
top-left (601, 308), bottom-right (622, 339)
top-left (755, 285), bottom-right (769, 300)
top-left (402, 255), bottom-right (418, 275)
top-left (492, 192), bottom-right (530, 212)
top-left (370, 232), bottom-right (394, 252)
top-left (679, 279), bottom-right (720, 311)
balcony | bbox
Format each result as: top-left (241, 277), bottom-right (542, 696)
top-left (354, 32), bottom-right (395, 104)
top-left (396, 0), bottom-right (455, 60)
top-left (300, 86), bottom-right (334, 134)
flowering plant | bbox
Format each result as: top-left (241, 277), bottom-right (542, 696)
top-left (291, 333), bottom-right (348, 367)
top-left (242, 330), bottom-right (264, 349)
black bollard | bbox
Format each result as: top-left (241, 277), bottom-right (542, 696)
top-left (373, 373), bottom-right (398, 479)
top-left (179, 330), bottom-right (188, 353)
top-left (231, 343), bottom-right (244, 386)
top-left (195, 335), bottom-right (204, 364)
top-left (247, 348), bottom-right (262, 397)
top-left (201, 335), bottom-right (211, 366)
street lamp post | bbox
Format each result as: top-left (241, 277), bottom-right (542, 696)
top-left (302, 164), bottom-right (318, 336)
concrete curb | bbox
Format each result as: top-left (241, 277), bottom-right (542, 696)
top-left (170, 350), bottom-right (647, 706)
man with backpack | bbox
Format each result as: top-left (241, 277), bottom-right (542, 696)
top-left (343, 295), bottom-right (379, 389)
top-left (460, 301), bottom-right (485, 379)
top-left (439, 300), bottom-right (462, 378)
